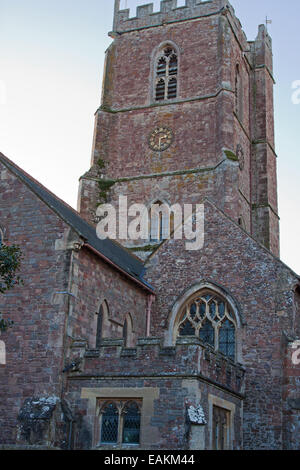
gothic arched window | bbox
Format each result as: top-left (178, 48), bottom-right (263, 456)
top-left (155, 46), bottom-right (178, 101)
top-left (96, 305), bottom-right (103, 348)
top-left (150, 201), bottom-right (165, 242)
top-left (235, 64), bottom-right (243, 120)
top-left (123, 313), bottom-right (134, 348)
top-left (98, 400), bottom-right (141, 446)
top-left (122, 402), bottom-right (141, 445)
top-left (95, 300), bottom-right (109, 348)
top-left (177, 291), bottom-right (236, 360)
top-left (100, 403), bottom-right (119, 444)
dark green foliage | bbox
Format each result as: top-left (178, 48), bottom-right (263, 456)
top-left (97, 158), bottom-right (106, 171)
top-left (97, 179), bottom-right (116, 203)
top-left (224, 150), bottom-right (238, 162)
top-left (0, 243), bottom-right (22, 332)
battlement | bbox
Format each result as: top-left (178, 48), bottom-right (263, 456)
top-left (70, 337), bottom-right (245, 396)
top-left (113, 0), bottom-right (227, 33)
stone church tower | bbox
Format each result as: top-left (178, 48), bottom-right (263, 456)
top-left (0, 0), bottom-right (299, 451)
top-left (78, 0), bottom-right (279, 257)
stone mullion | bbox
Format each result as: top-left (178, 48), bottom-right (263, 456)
top-left (164, 56), bottom-right (169, 100)
top-left (117, 402), bottom-right (123, 444)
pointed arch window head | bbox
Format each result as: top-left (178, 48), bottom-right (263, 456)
top-left (122, 402), bottom-right (141, 445)
top-left (235, 64), bottom-right (243, 120)
top-left (123, 313), bottom-right (134, 348)
top-left (155, 46), bottom-right (178, 102)
top-left (98, 400), bottom-right (141, 446)
top-left (178, 291), bottom-right (236, 360)
top-left (95, 300), bottom-right (109, 348)
top-left (150, 201), bottom-right (164, 242)
top-left (100, 403), bottom-right (119, 444)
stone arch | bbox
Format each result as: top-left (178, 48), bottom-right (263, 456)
top-left (164, 281), bottom-right (243, 362)
top-left (147, 197), bottom-right (182, 242)
top-left (123, 313), bottom-right (134, 348)
top-left (149, 199), bottom-right (169, 242)
top-left (95, 299), bottom-right (110, 347)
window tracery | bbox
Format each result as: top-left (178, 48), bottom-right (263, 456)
top-left (155, 46), bottom-right (178, 101)
top-left (98, 400), bottom-right (141, 446)
top-left (178, 291), bottom-right (236, 360)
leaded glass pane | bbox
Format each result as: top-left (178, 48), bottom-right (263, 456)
top-left (199, 320), bottom-right (214, 347)
top-left (101, 404), bottom-right (118, 443)
top-left (199, 302), bottom-right (206, 318)
top-left (218, 302), bottom-right (225, 318)
top-left (190, 303), bottom-right (197, 319)
top-left (122, 403), bottom-right (141, 444)
top-left (180, 320), bottom-right (195, 336)
top-left (177, 291), bottom-right (236, 361)
top-left (209, 301), bottom-right (217, 320)
top-left (204, 294), bottom-right (212, 301)
top-left (219, 320), bottom-right (235, 360)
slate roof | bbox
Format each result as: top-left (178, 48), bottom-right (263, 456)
top-left (0, 152), bottom-right (152, 291)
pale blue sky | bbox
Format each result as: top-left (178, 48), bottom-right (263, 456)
top-left (0, 0), bottom-right (299, 273)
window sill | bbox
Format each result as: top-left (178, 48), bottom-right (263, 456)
top-left (95, 444), bottom-right (140, 450)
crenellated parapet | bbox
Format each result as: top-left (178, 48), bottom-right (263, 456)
top-left (113, 0), bottom-right (228, 33)
top-left (69, 336), bottom-right (246, 397)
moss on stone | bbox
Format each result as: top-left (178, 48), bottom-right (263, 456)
top-left (128, 244), bottom-right (161, 252)
top-left (97, 179), bottom-right (116, 203)
top-left (97, 158), bottom-right (106, 170)
top-left (224, 150), bottom-right (238, 161)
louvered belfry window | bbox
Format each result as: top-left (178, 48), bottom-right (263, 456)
top-left (178, 291), bottom-right (236, 360)
top-left (155, 46), bottom-right (178, 101)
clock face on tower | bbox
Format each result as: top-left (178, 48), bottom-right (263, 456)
top-left (148, 127), bottom-right (173, 152)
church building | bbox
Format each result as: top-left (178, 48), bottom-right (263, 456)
top-left (0, 0), bottom-right (299, 450)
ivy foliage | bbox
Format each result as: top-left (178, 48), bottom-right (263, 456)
top-left (0, 243), bottom-right (23, 332)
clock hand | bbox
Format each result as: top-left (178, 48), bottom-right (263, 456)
top-left (159, 135), bottom-right (167, 148)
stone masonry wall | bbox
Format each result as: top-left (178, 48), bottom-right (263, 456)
top-left (65, 337), bottom-right (244, 450)
top-left (64, 246), bottom-right (149, 357)
top-left (78, 0), bottom-right (279, 256)
top-left (144, 201), bottom-right (298, 449)
top-left (0, 161), bottom-right (71, 444)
